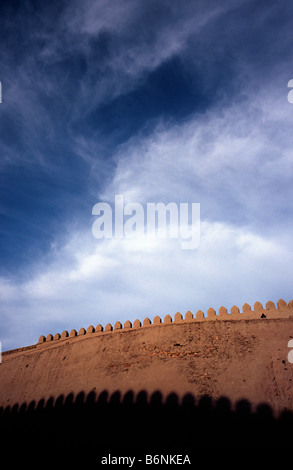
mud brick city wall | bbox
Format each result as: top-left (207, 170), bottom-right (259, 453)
top-left (1, 298), bottom-right (293, 458)
top-left (1, 298), bottom-right (293, 412)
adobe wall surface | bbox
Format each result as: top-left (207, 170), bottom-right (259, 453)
top-left (1, 299), bottom-right (293, 415)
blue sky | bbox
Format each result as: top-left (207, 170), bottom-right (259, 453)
top-left (1, 0), bottom-right (293, 350)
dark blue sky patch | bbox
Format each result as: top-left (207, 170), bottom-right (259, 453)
top-left (0, 146), bottom-right (93, 273)
top-left (1, 1), bottom-right (293, 350)
top-left (81, 55), bottom-right (216, 154)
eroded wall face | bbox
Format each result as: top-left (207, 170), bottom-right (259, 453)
top-left (1, 305), bottom-right (293, 414)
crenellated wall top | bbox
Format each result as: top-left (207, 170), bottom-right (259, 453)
top-left (37, 298), bottom-right (293, 346)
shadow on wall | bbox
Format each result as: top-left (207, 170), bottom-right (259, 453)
top-left (1, 390), bottom-right (292, 463)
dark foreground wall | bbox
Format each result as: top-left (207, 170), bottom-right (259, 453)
top-left (1, 388), bottom-right (293, 465)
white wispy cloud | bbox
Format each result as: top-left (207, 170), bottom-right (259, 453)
top-left (1, 73), bottom-right (293, 352)
top-left (103, 79), bottom-right (293, 234)
top-left (1, 216), bottom-right (292, 351)
top-left (1, 0), bottom-right (293, 352)
top-left (0, 0), bottom-right (231, 170)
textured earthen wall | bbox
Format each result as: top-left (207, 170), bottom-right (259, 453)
top-left (1, 299), bottom-right (293, 415)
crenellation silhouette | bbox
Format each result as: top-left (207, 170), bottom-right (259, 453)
top-left (31, 297), bottom-right (293, 345)
top-left (1, 297), bottom-right (293, 458)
